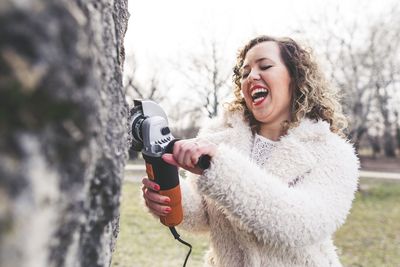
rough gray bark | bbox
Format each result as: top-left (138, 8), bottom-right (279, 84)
top-left (0, 0), bottom-right (129, 266)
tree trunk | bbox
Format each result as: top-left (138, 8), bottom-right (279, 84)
top-left (378, 90), bottom-right (396, 158)
top-left (383, 127), bottom-right (396, 157)
top-left (0, 0), bottom-right (129, 266)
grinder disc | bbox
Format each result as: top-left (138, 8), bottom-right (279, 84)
top-left (129, 105), bottom-right (145, 152)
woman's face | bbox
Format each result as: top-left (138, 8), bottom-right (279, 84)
top-left (240, 41), bottom-right (292, 125)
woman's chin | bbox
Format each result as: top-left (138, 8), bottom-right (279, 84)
top-left (253, 111), bottom-right (271, 123)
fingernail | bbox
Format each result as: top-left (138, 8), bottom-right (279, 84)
top-left (165, 207), bottom-right (171, 213)
top-left (153, 184), bottom-right (160, 191)
top-left (164, 198), bottom-right (171, 204)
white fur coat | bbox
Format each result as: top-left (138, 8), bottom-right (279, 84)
top-left (178, 111), bottom-right (359, 267)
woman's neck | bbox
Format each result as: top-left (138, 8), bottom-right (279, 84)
top-left (258, 121), bottom-right (285, 141)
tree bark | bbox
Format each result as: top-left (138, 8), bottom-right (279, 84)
top-left (0, 0), bottom-right (129, 266)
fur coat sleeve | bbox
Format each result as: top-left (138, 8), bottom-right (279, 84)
top-left (178, 174), bottom-right (209, 232)
top-left (181, 111), bottom-right (359, 248)
top-left (178, 115), bottom-right (232, 232)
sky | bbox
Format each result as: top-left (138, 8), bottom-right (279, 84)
top-left (123, 0), bottom-right (398, 121)
top-left (124, 0), bottom-right (396, 68)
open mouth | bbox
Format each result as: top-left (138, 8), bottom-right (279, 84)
top-left (251, 88), bottom-right (269, 104)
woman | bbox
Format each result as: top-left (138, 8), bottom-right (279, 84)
top-left (142, 35), bottom-right (359, 267)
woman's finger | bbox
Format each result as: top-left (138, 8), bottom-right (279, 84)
top-left (176, 141), bottom-right (192, 167)
top-left (190, 149), bottom-right (203, 167)
top-left (183, 142), bottom-right (199, 168)
top-left (174, 140), bottom-right (201, 168)
top-left (142, 187), bottom-right (171, 216)
top-left (165, 139), bottom-right (216, 174)
top-left (162, 153), bottom-right (178, 166)
top-left (144, 199), bottom-right (171, 217)
top-left (142, 177), bottom-right (160, 191)
top-left (143, 187), bottom-right (171, 205)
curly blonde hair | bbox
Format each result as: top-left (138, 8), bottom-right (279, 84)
top-left (226, 35), bottom-right (347, 136)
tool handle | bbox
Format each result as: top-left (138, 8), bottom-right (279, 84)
top-left (197, 155), bottom-right (211, 170)
top-left (166, 139), bottom-right (211, 170)
top-left (159, 187), bottom-right (183, 227)
top-left (143, 154), bottom-right (183, 227)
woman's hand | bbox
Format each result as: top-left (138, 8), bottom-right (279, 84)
top-left (162, 139), bottom-right (217, 175)
top-left (142, 139), bottom-right (216, 217)
top-left (142, 178), bottom-right (172, 217)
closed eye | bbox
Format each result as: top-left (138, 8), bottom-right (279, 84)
top-left (261, 65), bottom-right (272, 70)
top-left (241, 65), bottom-right (272, 79)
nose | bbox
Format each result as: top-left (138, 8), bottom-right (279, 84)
top-left (248, 69), bottom-right (261, 81)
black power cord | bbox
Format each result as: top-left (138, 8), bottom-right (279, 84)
top-left (169, 227), bottom-right (192, 267)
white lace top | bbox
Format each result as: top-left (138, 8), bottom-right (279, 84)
top-left (251, 134), bottom-right (278, 167)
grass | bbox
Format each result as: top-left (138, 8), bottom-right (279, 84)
top-left (334, 178), bottom-right (400, 267)
top-left (110, 181), bottom-right (209, 267)
top-left (111, 178), bottom-right (400, 267)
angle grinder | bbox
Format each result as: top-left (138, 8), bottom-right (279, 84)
top-left (129, 99), bottom-right (210, 266)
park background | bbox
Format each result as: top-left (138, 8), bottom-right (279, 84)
top-left (113, 0), bottom-right (400, 266)
top-left (0, 0), bottom-right (398, 266)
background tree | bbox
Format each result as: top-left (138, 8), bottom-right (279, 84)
top-left (124, 55), bottom-right (165, 106)
top-left (175, 38), bottom-right (233, 120)
top-left (153, 37), bottom-right (235, 139)
top-left (0, 0), bottom-right (129, 266)
top-left (294, 3), bottom-right (400, 156)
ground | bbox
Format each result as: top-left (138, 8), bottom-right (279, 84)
top-left (114, 156), bottom-right (400, 267)
top-left (112, 178), bottom-right (400, 267)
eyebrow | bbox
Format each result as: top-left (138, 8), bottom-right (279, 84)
top-left (242, 57), bottom-right (274, 69)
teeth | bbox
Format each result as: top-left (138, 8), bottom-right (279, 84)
top-left (251, 88), bottom-right (268, 97)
